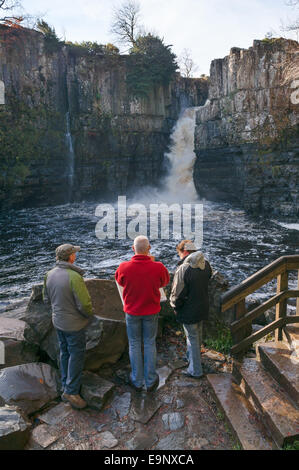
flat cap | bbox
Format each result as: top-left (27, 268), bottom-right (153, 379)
top-left (56, 244), bottom-right (81, 260)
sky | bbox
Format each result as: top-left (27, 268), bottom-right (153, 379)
top-left (20, 0), bottom-right (299, 75)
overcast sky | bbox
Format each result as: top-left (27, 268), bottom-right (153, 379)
top-left (21, 0), bottom-right (298, 75)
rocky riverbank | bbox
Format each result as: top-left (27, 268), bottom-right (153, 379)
top-left (0, 274), bottom-right (238, 450)
top-left (0, 320), bottom-right (236, 451)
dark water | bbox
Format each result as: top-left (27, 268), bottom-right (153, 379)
top-left (0, 198), bottom-right (298, 309)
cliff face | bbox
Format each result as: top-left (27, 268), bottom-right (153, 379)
top-left (194, 39), bottom-right (299, 219)
top-left (0, 26), bottom-right (208, 209)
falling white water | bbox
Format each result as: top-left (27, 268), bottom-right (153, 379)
top-left (65, 111), bottom-right (75, 196)
top-left (163, 107), bottom-right (200, 203)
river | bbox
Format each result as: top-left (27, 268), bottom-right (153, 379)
top-left (0, 106), bottom-right (298, 308)
top-left (0, 198), bottom-right (298, 309)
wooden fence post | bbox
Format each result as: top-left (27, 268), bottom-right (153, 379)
top-left (231, 299), bottom-right (249, 357)
top-left (275, 271), bottom-right (288, 341)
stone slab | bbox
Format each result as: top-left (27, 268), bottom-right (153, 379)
top-left (162, 412), bottom-right (185, 431)
top-left (235, 359), bottom-right (299, 447)
top-left (31, 424), bottom-right (59, 448)
top-left (154, 431), bottom-right (185, 451)
top-left (97, 431), bottom-right (118, 449)
top-left (257, 342), bottom-right (299, 404)
top-left (157, 365), bottom-right (173, 390)
top-left (111, 392), bottom-right (131, 419)
top-left (81, 371), bottom-right (115, 411)
top-left (38, 402), bottom-right (73, 426)
top-left (207, 373), bottom-right (275, 450)
top-left (126, 431), bottom-right (158, 450)
top-left (130, 393), bottom-right (162, 424)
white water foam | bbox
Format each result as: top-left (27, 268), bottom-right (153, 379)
top-left (130, 106), bottom-right (202, 206)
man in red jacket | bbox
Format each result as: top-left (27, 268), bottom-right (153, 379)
top-left (115, 235), bottom-right (169, 392)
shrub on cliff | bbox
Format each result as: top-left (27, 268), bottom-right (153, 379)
top-left (126, 34), bottom-right (178, 98)
top-left (36, 19), bottom-right (62, 54)
top-left (66, 41), bottom-right (120, 58)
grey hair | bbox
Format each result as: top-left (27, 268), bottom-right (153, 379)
top-left (134, 235), bottom-right (150, 254)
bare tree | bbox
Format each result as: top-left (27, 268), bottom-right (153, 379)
top-left (179, 48), bottom-right (199, 78)
top-left (0, 0), bottom-right (22, 22)
top-left (110, 0), bottom-right (141, 48)
top-left (281, 0), bottom-right (299, 41)
top-left (282, 18), bottom-right (299, 40)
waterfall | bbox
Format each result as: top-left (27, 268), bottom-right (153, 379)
top-left (130, 103), bottom-right (209, 205)
top-left (163, 107), bottom-right (200, 203)
top-left (65, 111), bottom-right (75, 200)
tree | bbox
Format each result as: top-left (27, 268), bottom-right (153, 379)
top-left (110, 0), bottom-right (141, 48)
top-left (126, 34), bottom-right (178, 98)
top-left (179, 48), bottom-right (199, 78)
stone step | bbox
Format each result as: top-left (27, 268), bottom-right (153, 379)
top-left (207, 373), bottom-right (276, 450)
top-left (233, 358), bottom-right (299, 447)
top-left (257, 342), bottom-right (299, 405)
top-left (283, 325), bottom-right (299, 356)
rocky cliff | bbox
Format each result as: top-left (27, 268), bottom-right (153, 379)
top-left (0, 26), bottom-right (208, 209)
top-left (194, 39), bottom-right (299, 219)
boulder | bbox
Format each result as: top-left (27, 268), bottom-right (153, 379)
top-left (2, 286), bottom-right (57, 362)
top-left (0, 317), bottom-right (39, 369)
top-left (0, 405), bottom-right (31, 450)
top-left (80, 371), bottom-right (115, 411)
top-left (16, 281), bottom-right (128, 371)
top-left (0, 363), bottom-right (61, 415)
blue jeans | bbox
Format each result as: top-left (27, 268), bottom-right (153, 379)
top-left (56, 328), bottom-right (86, 395)
top-left (125, 313), bottom-right (159, 389)
top-left (183, 322), bottom-right (203, 377)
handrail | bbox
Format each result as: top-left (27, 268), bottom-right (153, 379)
top-left (220, 255), bottom-right (299, 356)
top-left (222, 255), bottom-right (299, 312)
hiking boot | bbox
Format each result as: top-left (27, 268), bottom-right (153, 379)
top-left (62, 393), bottom-right (87, 409)
top-left (129, 379), bottom-right (143, 392)
top-left (147, 375), bottom-right (159, 392)
top-left (181, 369), bottom-right (204, 379)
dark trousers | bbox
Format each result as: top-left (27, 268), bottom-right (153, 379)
top-left (56, 328), bottom-right (86, 395)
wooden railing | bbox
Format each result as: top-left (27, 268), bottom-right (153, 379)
top-left (221, 255), bottom-right (299, 356)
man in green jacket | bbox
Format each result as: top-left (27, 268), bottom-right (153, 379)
top-left (43, 244), bottom-right (93, 409)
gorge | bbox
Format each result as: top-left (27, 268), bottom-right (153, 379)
top-left (0, 25), bottom-right (207, 210)
top-left (0, 27), bottom-right (298, 220)
top-left (0, 26), bottom-right (298, 307)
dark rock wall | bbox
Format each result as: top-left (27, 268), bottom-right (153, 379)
top-left (194, 39), bottom-right (299, 219)
top-left (0, 26), bottom-right (208, 209)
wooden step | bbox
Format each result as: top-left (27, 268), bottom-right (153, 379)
top-left (257, 342), bottom-right (299, 405)
top-left (207, 373), bottom-right (276, 450)
top-left (283, 325), bottom-right (299, 356)
top-left (233, 358), bottom-right (299, 447)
